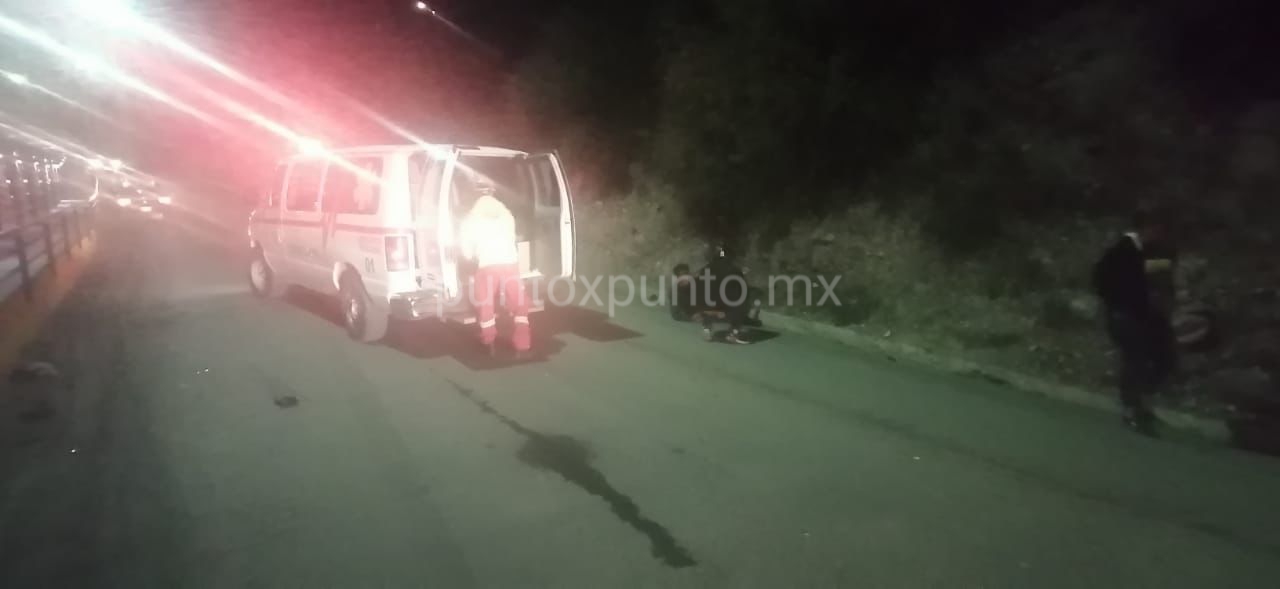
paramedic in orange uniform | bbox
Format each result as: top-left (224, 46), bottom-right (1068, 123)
top-left (459, 180), bottom-right (531, 357)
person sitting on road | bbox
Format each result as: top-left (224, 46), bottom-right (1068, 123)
top-left (672, 251), bottom-right (763, 333)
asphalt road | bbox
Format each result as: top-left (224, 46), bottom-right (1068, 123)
top-left (4, 212), bottom-right (1280, 588)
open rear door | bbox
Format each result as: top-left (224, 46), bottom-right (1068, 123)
top-left (436, 149), bottom-right (462, 300)
top-left (528, 152), bottom-right (575, 280)
top-left (408, 149), bottom-right (448, 298)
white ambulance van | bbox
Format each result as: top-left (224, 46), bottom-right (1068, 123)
top-left (247, 144), bottom-right (575, 342)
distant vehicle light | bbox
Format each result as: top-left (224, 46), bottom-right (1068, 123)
top-left (117, 197), bottom-right (132, 206)
top-left (157, 196), bottom-right (172, 205)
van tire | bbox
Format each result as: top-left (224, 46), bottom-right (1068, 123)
top-left (249, 250), bottom-right (287, 299)
top-left (340, 274), bottom-right (389, 343)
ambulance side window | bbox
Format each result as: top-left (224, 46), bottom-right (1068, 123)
top-left (408, 152), bottom-right (443, 220)
top-left (285, 161), bottom-right (322, 211)
top-left (264, 164), bottom-right (286, 208)
top-left (321, 158), bottom-right (382, 215)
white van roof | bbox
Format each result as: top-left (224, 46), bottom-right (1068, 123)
top-left (279, 143), bottom-right (529, 164)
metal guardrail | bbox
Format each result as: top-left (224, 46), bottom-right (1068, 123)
top-left (0, 201), bottom-right (95, 303)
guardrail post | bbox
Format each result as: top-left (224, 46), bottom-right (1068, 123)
top-left (41, 220), bottom-right (56, 275)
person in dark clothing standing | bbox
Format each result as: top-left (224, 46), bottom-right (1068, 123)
top-left (700, 244), bottom-right (752, 344)
top-left (1092, 209), bottom-right (1179, 434)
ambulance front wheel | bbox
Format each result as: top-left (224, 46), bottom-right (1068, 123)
top-left (340, 274), bottom-right (389, 343)
top-left (249, 250), bottom-right (287, 299)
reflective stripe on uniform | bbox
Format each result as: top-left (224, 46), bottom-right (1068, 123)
top-left (479, 318), bottom-right (497, 329)
top-left (513, 316), bottom-right (530, 324)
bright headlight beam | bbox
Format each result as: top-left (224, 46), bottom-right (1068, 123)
top-left (341, 98), bottom-right (452, 160)
top-left (0, 117), bottom-right (144, 176)
top-left (95, 8), bottom-right (308, 115)
top-left (325, 93), bottom-right (487, 189)
top-left (75, 0), bottom-right (138, 26)
top-left (186, 85), bottom-right (381, 185)
top-left (0, 11), bottom-right (221, 126)
top-left (75, 2), bottom-right (434, 186)
top-left (0, 118), bottom-right (96, 161)
top-left (100, 12), bottom-right (366, 169)
top-left (1, 68), bottom-right (118, 123)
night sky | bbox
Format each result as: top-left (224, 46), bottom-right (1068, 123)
top-left (2, 0), bottom-right (1278, 185)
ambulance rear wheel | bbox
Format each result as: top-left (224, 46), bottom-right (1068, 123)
top-left (340, 274), bottom-right (389, 343)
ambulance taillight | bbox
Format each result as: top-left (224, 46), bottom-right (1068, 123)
top-left (385, 235), bottom-right (413, 271)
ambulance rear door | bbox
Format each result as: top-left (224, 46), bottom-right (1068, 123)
top-left (526, 152), bottom-right (574, 280)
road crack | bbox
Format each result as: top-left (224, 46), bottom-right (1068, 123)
top-left (444, 378), bottom-right (697, 569)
